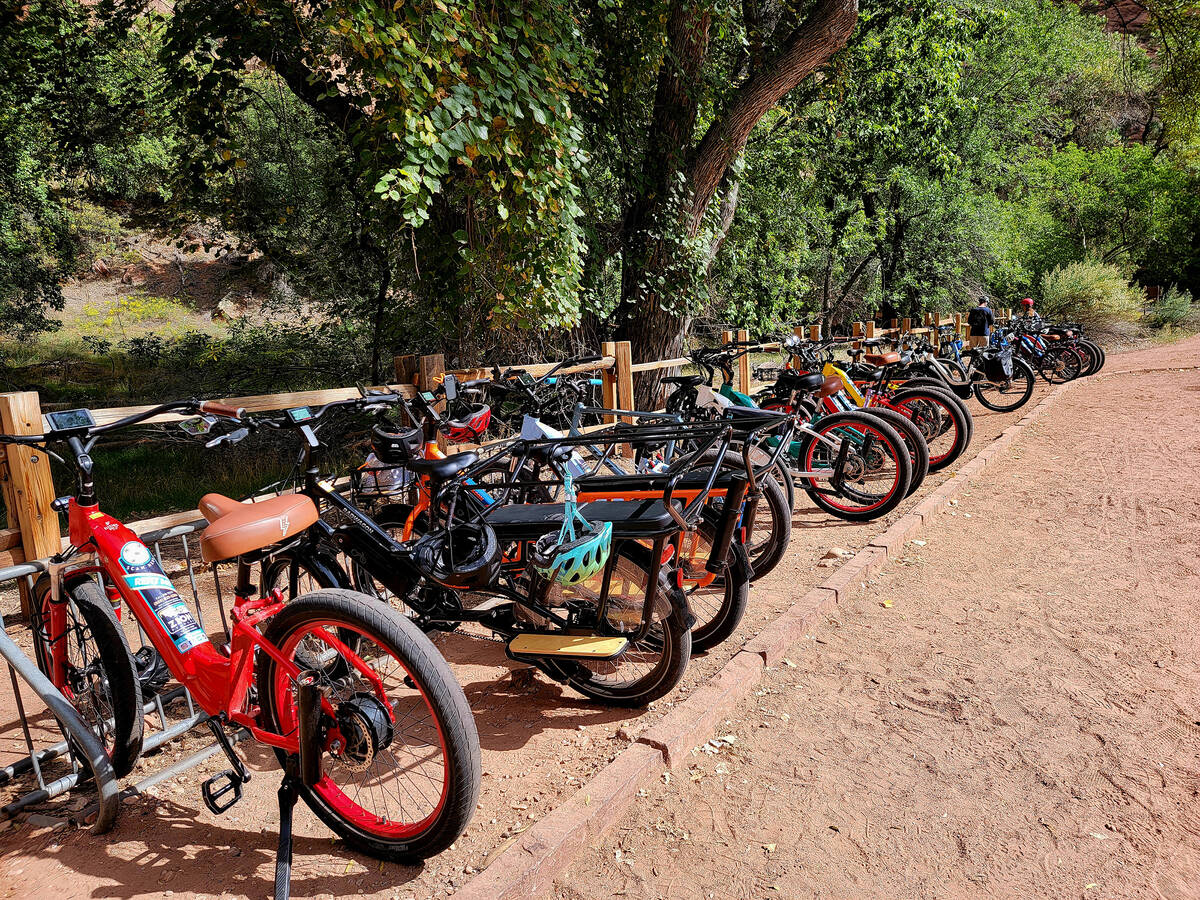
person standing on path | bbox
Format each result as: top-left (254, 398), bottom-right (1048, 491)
top-left (967, 297), bottom-right (995, 346)
top-left (1018, 296), bottom-right (1044, 329)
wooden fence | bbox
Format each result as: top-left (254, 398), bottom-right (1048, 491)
top-left (0, 308), bottom-right (1003, 611)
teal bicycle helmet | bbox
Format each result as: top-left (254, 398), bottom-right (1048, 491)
top-left (530, 474), bottom-right (612, 586)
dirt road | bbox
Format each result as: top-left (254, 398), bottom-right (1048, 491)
top-left (556, 343), bottom-right (1200, 900)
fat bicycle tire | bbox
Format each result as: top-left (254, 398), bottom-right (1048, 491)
top-left (257, 589), bottom-right (480, 862)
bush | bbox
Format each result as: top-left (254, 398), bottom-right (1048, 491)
top-left (1147, 284), bottom-right (1193, 328)
top-left (1038, 261), bottom-right (1143, 332)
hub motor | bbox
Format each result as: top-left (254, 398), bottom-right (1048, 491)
top-left (335, 693), bottom-right (395, 772)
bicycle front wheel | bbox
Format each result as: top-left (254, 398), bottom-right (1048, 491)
top-left (701, 451), bottom-right (791, 581)
top-left (677, 519), bottom-right (751, 653)
top-left (257, 589), bottom-right (480, 862)
top-left (32, 576), bottom-right (143, 778)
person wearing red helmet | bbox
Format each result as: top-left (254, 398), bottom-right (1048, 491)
top-left (1018, 296), bottom-right (1044, 329)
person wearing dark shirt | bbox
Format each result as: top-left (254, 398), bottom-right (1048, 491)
top-left (967, 298), bottom-right (994, 339)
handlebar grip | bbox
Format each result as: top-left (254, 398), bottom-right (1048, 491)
top-left (199, 400), bottom-right (246, 419)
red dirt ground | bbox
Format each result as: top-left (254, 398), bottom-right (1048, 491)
top-left (1, 335), bottom-right (1198, 899)
top-left (555, 339), bottom-right (1200, 900)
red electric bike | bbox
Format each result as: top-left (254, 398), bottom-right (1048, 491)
top-left (3, 400), bottom-right (480, 883)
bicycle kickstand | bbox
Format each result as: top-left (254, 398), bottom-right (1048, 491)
top-left (275, 671), bottom-right (323, 900)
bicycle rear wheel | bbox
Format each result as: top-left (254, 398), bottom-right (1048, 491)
top-left (973, 357), bottom-right (1035, 412)
top-left (257, 589), bottom-right (480, 862)
top-left (888, 388), bottom-right (971, 471)
top-left (860, 407), bottom-right (929, 496)
top-left (1039, 347), bottom-right (1082, 383)
top-left (31, 576), bottom-right (143, 778)
top-left (541, 546), bottom-right (691, 706)
top-left (796, 411), bottom-right (912, 521)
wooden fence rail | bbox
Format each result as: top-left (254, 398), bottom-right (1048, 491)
top-left (0, 309), bottom-right (999, 605)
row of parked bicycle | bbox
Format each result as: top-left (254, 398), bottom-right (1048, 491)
top-left (4, 317), bottom-right (1101, 894)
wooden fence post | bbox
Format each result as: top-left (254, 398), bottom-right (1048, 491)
top-left (808, 324), bottom-right (821, 342)
top-left (613, 341), bottom-right (634, 420)
top-left (851, 321), bottom-right (863, 349)
top-left (600, 341), bottom-right (618, 425)
top-left (0, 392), bottom-right (61, 617)
top-left (418, 354), bottom-right (446, 449)
top-left (736, 328), bottom-right (751, 393)
top-left (613, 341), bottom-right (634, 455)
top-left (393, 354), bottom-right (418, 386)
top-left (954, 313), bottom-right (963, 336)
top-left (901, 317), bottom-right (911, 335)
top-left (865, 321), bottom-right (875, 340)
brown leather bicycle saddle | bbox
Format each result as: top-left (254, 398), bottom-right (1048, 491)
top-left (816, 375), bottom-right (844, 399)
top-left (198, 493), bottom-right (319, 563)
top-left (864, 351), bottom-right (901, 366)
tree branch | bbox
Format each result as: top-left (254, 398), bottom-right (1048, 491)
top-left (686, 0), bottom-right (858, 230)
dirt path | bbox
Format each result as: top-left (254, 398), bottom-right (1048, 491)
top-left (555, 340), bottom-right (1200, 900)
top-left (1, 335), bottom-right (1197, 899)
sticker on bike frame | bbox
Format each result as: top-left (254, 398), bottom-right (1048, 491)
top-left (119, 542), bottom-right (208, 653)
top-left (119, 541), bottom-right (152, 567)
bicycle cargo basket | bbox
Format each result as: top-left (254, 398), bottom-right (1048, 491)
top-left (355, 452), bottom-right (414, 496)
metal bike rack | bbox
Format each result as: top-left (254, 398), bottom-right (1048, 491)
top-left (0, 518), bottom-right (244, 831)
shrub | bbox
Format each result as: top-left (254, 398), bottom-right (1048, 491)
top-left (1038, 261), bottom-right (1143, 332)
top-left (1146, 284), bottom-right (1193, 328)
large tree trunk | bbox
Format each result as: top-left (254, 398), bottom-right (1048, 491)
top-left (614, 0), bottom-right (711, 405)
top-left (615, 0), bottom-right (859, 406)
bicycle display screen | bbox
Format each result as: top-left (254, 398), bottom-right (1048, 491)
top-left (518, 372), bottom-right (536, 387)
top-left (287, 406), bottom-right (314, 423)
top-left (420, 391), bottom-right (437, 404)
top-left (45, 408), bottom-right (96, 432)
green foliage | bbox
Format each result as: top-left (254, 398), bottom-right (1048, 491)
top-left (342, 0), bottom-right (591, 326)
top-left (1038, 260), bottom-right (1144, 329)
top-left (706, 0), bottom-right (1200, 335)
top-left (1014, 144), bottom-right (1193, 275)
top-left (0, 1), bottom-right (180, 337)
top-left (1147, 284), bottom-right (1194, 328)
top-left (162, 0), bottom-right (591, 341)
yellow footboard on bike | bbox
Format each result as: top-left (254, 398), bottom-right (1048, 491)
top-left (507, 634), bottom-right (629, 659)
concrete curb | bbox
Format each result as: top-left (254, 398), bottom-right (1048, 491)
top-left (454, 361), bottom-right (1199, 900)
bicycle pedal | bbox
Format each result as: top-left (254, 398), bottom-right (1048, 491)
top-left (201, 769), bottom-right (244, 815)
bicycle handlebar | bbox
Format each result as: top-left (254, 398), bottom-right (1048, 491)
top-left (0, 399), bottom-right (229, 447)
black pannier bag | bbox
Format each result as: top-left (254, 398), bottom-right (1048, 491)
top-left (982, 347), bottom-right (1013, 381)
